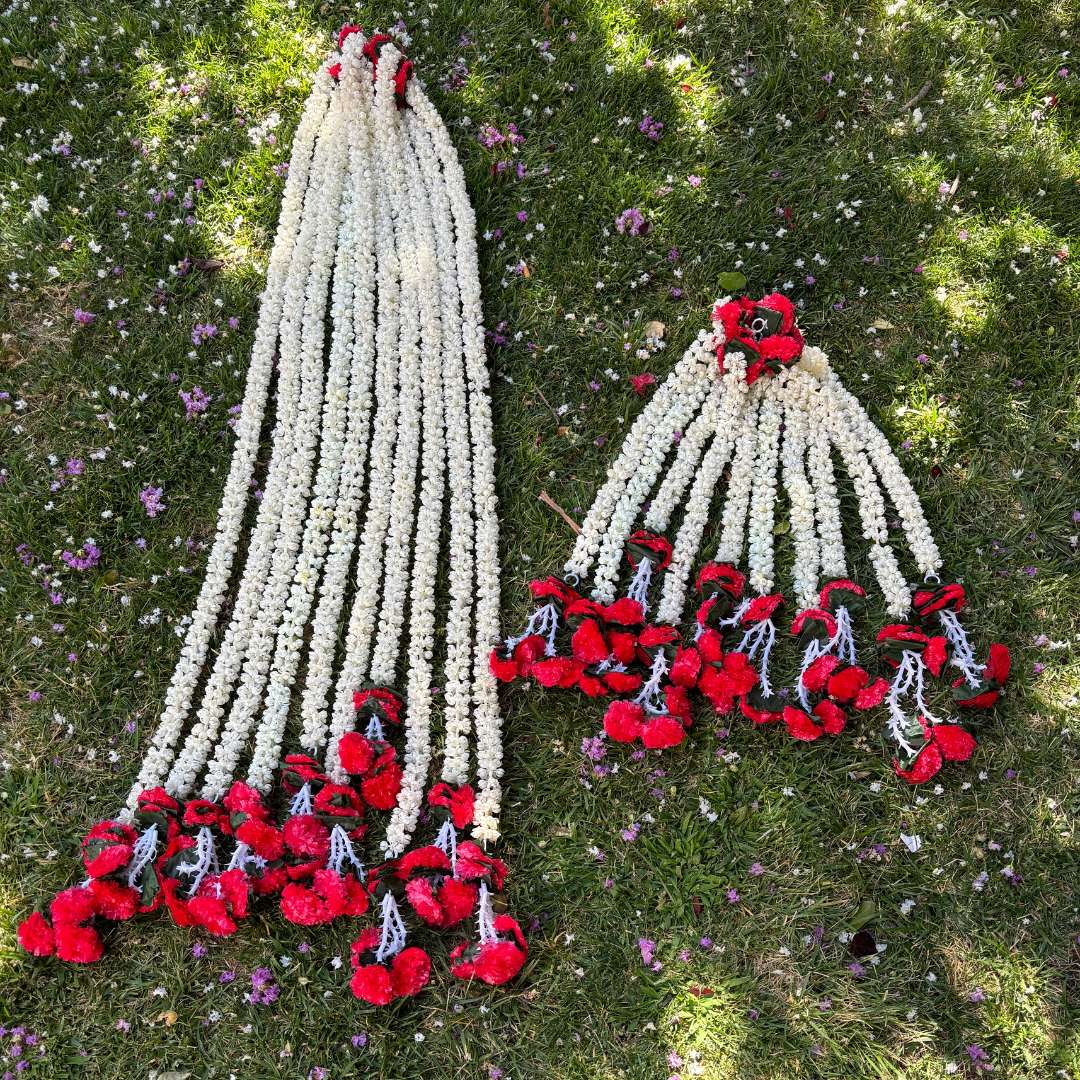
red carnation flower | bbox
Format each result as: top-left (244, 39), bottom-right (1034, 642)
top-left (326, 61), bottom-right (342, 80)
top-left (603, 699), bottom-right (645, 743)
top-left (454, 842), bottom-right (509, 890)
top-left (801, 652), bottom-right (841, 693)
top-left (17, 912), bottom-right (55, 957)
top-left (912, 582), bottom-right (966, 617)
top-left (923, 635), bottom-right (949, 678)
top-left (427, 782), bottom-right (475, 829)
top-left (235, 818), bottom-right (285, 861)
top-left (571, 618), bottom-right (610, 666)
top-left (602, 597), bottom-right (646, 626)
top-left (223, 780), bottom-right (269, 821)
top-left (281, 753), bottom-right (329, 794)
top-left (50, 885), bottom-right (97, 927)
top-left (695, 561), bottom-right (746, 599)
top-left (529, 656), bottom-right (581, 689)
top-left (182, 799), bottom-right (228, 831)
top-left (783, 702), bottom-right (847, 741)
top-left (82, 822), bottom-right (135, 879)
top-left (396, 845), bottom-right (452, 880)
top-left (712, 300), bottom-right (743, 340)
top-left (489, 635), bottom-right (547, 682)
top-left (53, 922), bottom-right (104, 964)
top-left (136, 786), bottom-right (181, 819)
top-left (790, 607), bottom-right (837, 641)
top-left (313, 783), bottom-right (365, 819)
top-left (853, 677), bottom-right (890, 710)
top-left (601, 670), bottom-right (642, 695)
top-left (528, 576), bottom-right (581, 605)
top-left (698, 651), bottom-right (758, 713)
top-left (627, 530), bottom-right (673, 571)
top-left (449, 913), bottom-right (527, 986)
top-left (819, 579), bottom-right (866, 611)
top-left (894, 720), bottom-right (976, 784)
top-left (739, 696), bottom-right (783, 726)
top-left (338, 731), bottom-right (376, 776)
top-left (88, 878), bottom-right (139, 921)
top-left (361, 761), bottom-right (403, 811)
top-left (405, 876), bottom-right (478, 928)
top-left (641, 714), bottom-right (687, 749)
top-left (637, 624), bottom-right (680, 649)
top-left (742, 593), bottom-right (783, 625)
top-left (283, 814), bottom-right (331, 858)
top-left (350, 946), bottom-right (431, 1004)
top-left (669, 646), bottom-right (703, 688)
top-left (353, 687), bottom-right (404, 725)
top-left (825, 665), bottom-right (869, 704)
top-left (337, 23), bottom-right (362, 47)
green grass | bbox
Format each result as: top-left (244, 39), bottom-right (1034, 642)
top-left (1, 0), bottom-right (1079, 1076)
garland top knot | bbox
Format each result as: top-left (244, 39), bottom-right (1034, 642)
top-left (712, 293), bottom-right (806, 384)
top-left (327, 25), bottom-right (414, 105)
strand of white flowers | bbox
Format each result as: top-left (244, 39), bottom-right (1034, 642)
top-left (656, 356), bottom-right (750, 624)
top-left (590, 338), bottom-right (715, 604)
top-left (157, 72), bottom-right (339, 800)
top-left (124, 69), bottom-right (333, 812)
top-left (297, 43), bottom-right (379, 753)
top-left (369, 51), bottom-right (423, 690)
top-left (746, 381), bottom-right (783, 595)
top-left (714, 391), bottom-right (760, 567)
top-left (199, 83), bottom-right (349, 798)
top-left (244, 50), bottom-right (370, 793)
top-left (406, 105), bottom-right (474, 785)
top-left (643, 377), bottom-right (727, 532)
top-left (778, 377), bottom-right (821, 609)
top-left (802, 401), bottom-right (847, 579)
top-left (412, 85), bottom-right (503, 842)
top-left (828, 374), bottom-right (942, 578)
top-left (814, 374), bottom-right (911, 615)
top-left (323, 54), bottom-right (407, 779)
top-left (565, 340), bottom-right (714, 582)
top-left (383, 86), bottom-right (446, 857)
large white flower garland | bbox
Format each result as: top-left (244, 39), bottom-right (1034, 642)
top-left (122, 33), bottom-right (505, 862)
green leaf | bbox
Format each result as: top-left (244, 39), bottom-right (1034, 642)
top-left (850, 899), bottom-right (878, 930)
top-left (717, 271), bottom-right (747, 292)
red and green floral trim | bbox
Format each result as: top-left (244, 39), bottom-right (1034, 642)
top-left (495, 536), bottom-right (1010, 784)
top-left (17, 688), bottom-right (526, 1002)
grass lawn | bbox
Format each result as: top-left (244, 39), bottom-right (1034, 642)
top-left (1, 0), bottom-right (1079, 1076)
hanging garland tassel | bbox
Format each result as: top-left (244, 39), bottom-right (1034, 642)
top-left (17, 27), bottom-right (525, 1001)
top-left (496, 292), bottom-right (1010, 780)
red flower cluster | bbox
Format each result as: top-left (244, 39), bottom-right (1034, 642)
top-left (325, 27), bottom-right (414, 105)
top-left (782, 651), bottom-right (889, 741)
top-left (712, 293), bottom-right (805, 384)
top-left (491, 533), bottom-right (678, 700)
top-left (449, 912), bottom-right (528, 986)
top-left (349, 926), bottom-right (432, 1005)
top-left (877, 593), bottom-right (1011, 782)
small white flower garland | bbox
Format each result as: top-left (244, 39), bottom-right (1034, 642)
top-left (571, 303), bottom-right (947, 634)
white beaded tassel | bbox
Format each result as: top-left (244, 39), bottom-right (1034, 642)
top-left (324, 54), bottom-right (410, 779)
top-left (200, 81), bottom-right (349, 800)
top-left (778, 378), bottom-right (820, 609)
top-left (245, 44), bottom-right (373, 793)
top-left (297, 43), bottom-right (379, 753)
top-left (714, 393), bottom-right (760, 567)
top-left (152, 70), bottom-right (340, 803)
top-left (564, 342), bottom-right (712, 583)
top-left (368, 51), bottom-right (423, 693)
top-left (406, 107), bottom-right (474, 787)
top-left (125, 72), bottom-right (333, 812)
top-left (655, 355), bottom-right (751, 625)
top-left (411, 84), bottom-right (504, 842)
top-left (642, 379), bottom-right (726, 533)
top-left (383, 54), bottom-right (446, 857)
top-left (746, 383), bottom-right (783, 595)
top-left (827, 375), bottom-right (942, 579)
top-left (590, 340), bottom-right (715, 604)
top-left (818, 378), bottom-right (911, 616)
